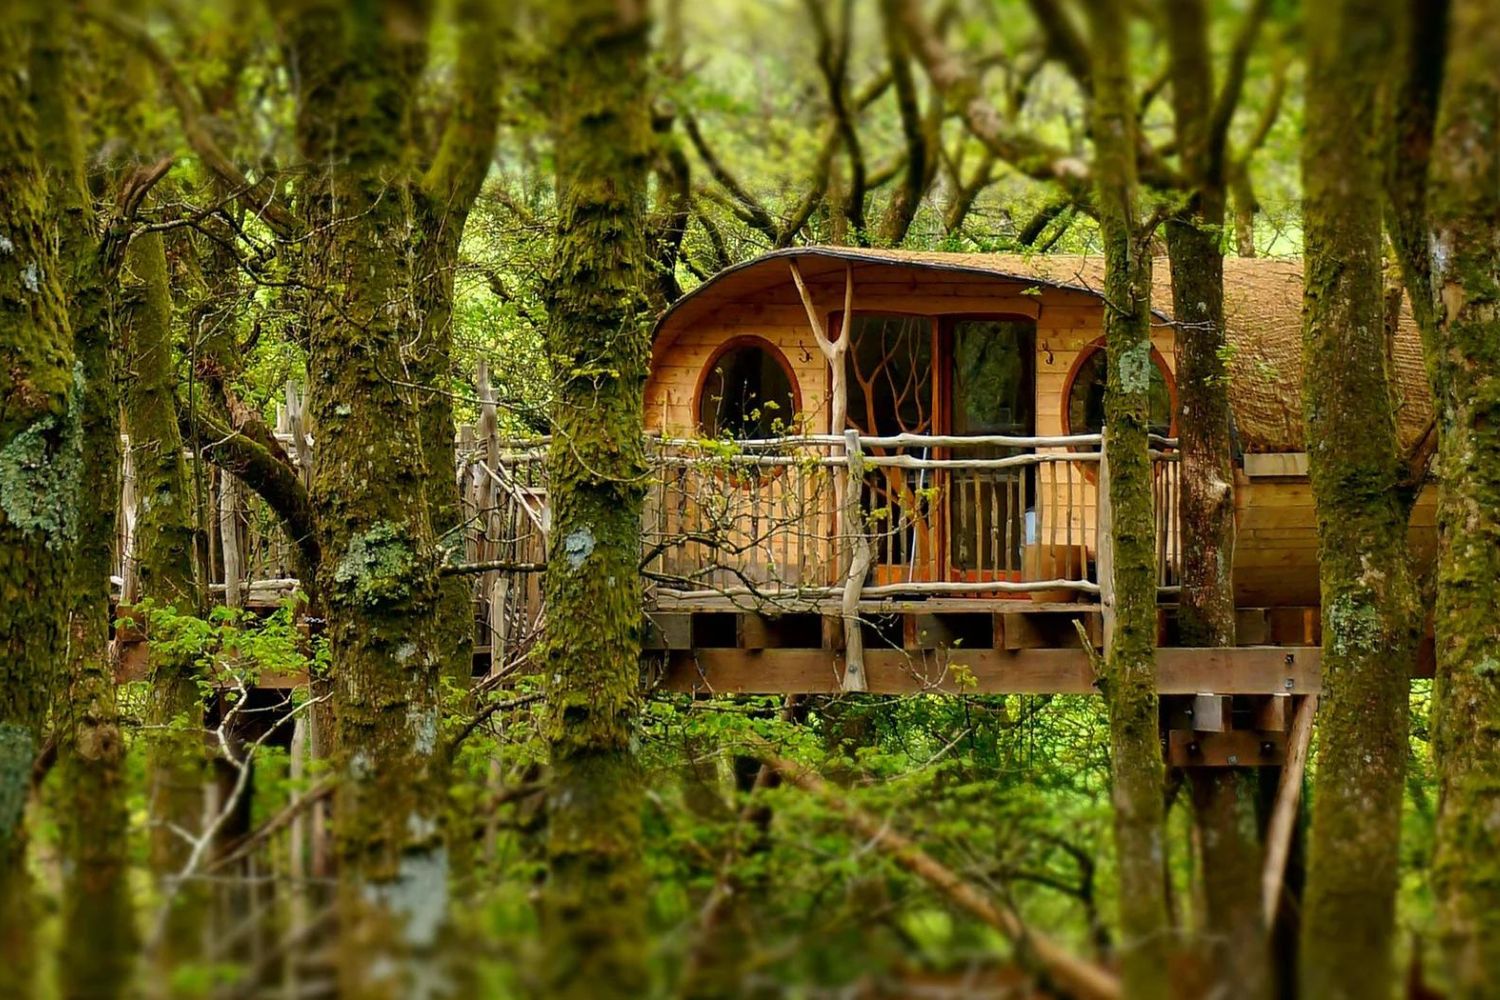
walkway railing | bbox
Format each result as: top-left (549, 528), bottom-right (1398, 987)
top-left (112, 375), bottom-right (1180, 679)
top-left (469, 430), bottom-right (1181, 606)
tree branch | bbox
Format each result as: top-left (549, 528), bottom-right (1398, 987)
top-left (1025, 0), bottom-right (1093, 92)
top-left (878, 0), bottom-right (929, 244)
top-left (421, 0), bottom-right (505, 225)
top-left (179, 405), bottom-right (321, 585)
top-left (756, 745), bottom-right (1122, 1000)
top-left (86, 8), bottom-right (302, 238)
top-left (682, 114), bottom-right (780, 245)
top-left (1206, 0), bottom-right (1273, 185)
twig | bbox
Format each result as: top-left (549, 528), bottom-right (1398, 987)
top-left (448, 692), bottom-right (543, 752)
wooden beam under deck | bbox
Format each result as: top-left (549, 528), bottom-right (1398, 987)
top-left (652, 645), bottom-right (1320, 697)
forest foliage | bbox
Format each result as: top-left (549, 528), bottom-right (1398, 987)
top-left (0, 1), bottom-right (1492, 999)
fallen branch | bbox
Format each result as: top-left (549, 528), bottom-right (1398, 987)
top-left (756, 743), bottom-right (1121, 1000)
top-left (440, 559), bottom-right (545, 577)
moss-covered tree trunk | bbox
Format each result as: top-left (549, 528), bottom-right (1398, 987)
top-left (0, 12), bottom-right (81, 993)
top-left (1298, 3), bottom-right (1420, 996)
top-left (1084, 2), bottom-right (1171, 995)
top-left (539, 2), bottom-right (654, 996)
top-left (1418, 3), bottom-right (1500, 991)
top-left (120, 227), bottom-right (210, 976)
top-left (29, 12), bottom-right (135, 993)
top-left (411, 0), bottom-right (502, 686)
top-left (272, 1), bottom-right (451, 994)
top-left (1162, 2), bottom-right (1268, 995)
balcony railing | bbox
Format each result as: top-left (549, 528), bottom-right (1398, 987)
top-left (468, 430), bottom-right (1181, 610)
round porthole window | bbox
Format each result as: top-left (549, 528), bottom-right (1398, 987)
top-left (1062, 340), bottom-right (1175, 438)
top-left (696, 339), bottom-right (799, 439)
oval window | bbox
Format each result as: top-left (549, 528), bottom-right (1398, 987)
top-left (1064, 343), bottom-right (1174, 437)
top-left (697, 340), bottom-right (798, 439)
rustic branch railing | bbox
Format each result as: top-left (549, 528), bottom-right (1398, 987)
top-left (471, 430), bottom-right (1181, 610)
top-left (113, 374), bottom-right (1181, 679)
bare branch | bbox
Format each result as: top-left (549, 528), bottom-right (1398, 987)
top-left (85, 8), bottom-right (303, 238)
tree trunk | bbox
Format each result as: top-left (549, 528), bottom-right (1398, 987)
top-left (1420, 3), bottom-right (1500, 992)
top-left (120, 227), bottom-right (211, 977)
top-left (1084, 1), bottom-right (1171, 995)
top-left (0, 13), bottom-right (81, 992)
top-left (539, 2), bottom-right (654, 996)
top-left (412, 0), bottom-right (503, 687)
top-left (29, 12), bottom-right (136, 994)
top-left (272, 1), bottom-right (451, 993)
top-left (1298, 3), bottom-right (1420, 996)
top-left (1161, 1), bottom-right (1269, 991)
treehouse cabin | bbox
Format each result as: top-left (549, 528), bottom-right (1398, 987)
top-left (538, 246), bottom-right (1440, 708)
top-left (639, 247), bottom-right (1436, 613)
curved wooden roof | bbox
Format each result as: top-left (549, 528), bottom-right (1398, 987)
top-left (654, 247), bottom-right (1433, 456)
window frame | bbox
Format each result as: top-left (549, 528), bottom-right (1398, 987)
top-left (692, 334), bottom-right (803, 440)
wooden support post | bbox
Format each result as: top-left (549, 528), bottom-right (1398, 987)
top-left (1262, 695), bottom-right (1317, 926)
top-left (821, 615), bottom-right (845, 651)
top-left (1189, 693), bottom-right (1232, 732)
top-left (219, 472), bottom-right (242, 609)
top-left (287, 714), bottom-right (308, 998)
top-left (839, 429), bottom-right (871, 692)
top-left (119, 437), bottom-right (138, 604)
top-left (1096, 430), bottom-right (1115, 657)
top-left (642, 612), bottom-right (692, 651)
top-left (736, 614), bottom-right (777, 650)
top-left (912, 614), bottom-right (959, 650)
top-left (477, 362), bottom-right (504, 660)
top-left (1254, 693), bottom-right (1292, 731)
top-left (1165, 693), bottom-right (1233, 732)
top-left (1236, 608), bottom-right (1271, 646)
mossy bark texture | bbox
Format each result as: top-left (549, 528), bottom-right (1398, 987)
top-left (30, 12), bottom-right (136, 994)
top-left (121, 228), bottom-right (211, 977)
top-left (411, 0), bottom-right (503, 687)
top-left (1084, 2), bottom-right (1171, 995)
top-left (1161, 3), bottom-right (1268, 994)
top-left (273, 1), bottom-right (452, 994)
top-left (1299, 3), bottom-right (1420, 997)
top-left (1421, 3), bottom-right (1500, 992)
top-left (0, 11), bottom-right (80, 993)
top-left (539, 2), bottom-right (654, 996)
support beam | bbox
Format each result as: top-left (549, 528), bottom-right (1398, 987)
top-left (1167, 730), bottom-right (1285, 767)
top-left (1263, 695), bottom-right (1317, 926)
top-left (656, 645), bottom-right (1321, 696)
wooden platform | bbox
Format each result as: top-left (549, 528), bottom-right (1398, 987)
top-left (649, 645), bottom-right (1320, 697)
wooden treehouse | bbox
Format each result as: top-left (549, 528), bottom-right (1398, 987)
top-left (116, 248), bottom-right (1439, 772)
top-left (478, 248), bottom-right (1438, 769)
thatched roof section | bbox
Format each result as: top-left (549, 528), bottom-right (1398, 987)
top-left (653, 247), bottom-right (1433, 456)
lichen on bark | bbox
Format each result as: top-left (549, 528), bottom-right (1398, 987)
top-left (1403, 1), bottom-right (1500, 991)
top-left (29, 8), bottom-right (137, 991)
top-left (1084, 1), bottom-right (1171, 994)
top-left (537, 1), bottom-right (655, 995)
top-left (1298, 3), bottom-right (1420, 996)
top-left (271, 0), bottom-right (453, 993)
top-left (1160, 0), bottom-right (1267, 989)
top-left (0, 11), bottom-right (80, 990)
